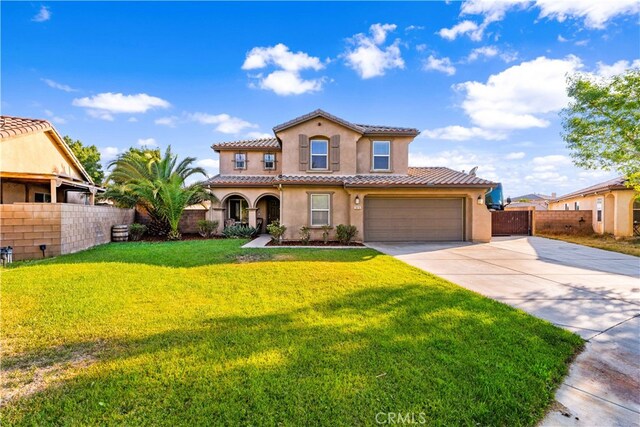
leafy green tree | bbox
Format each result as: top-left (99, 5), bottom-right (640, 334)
top-left (561, 69), bottom-right (640, 192)
top-left (102, 146), bottom-right (214, 240)
top-left (64, 136), bottom-right (105, 184)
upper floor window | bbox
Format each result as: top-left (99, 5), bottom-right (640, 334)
top-left (310, 139), bottom-right (328, 170)
top-left (574, 201), bottom-right (580, 210)
top-left (234, 153), bottom-right (246, 169)
top-left (372, 141), bottom-right (390, 171)
top-left (263, 153), bottom-right (276, 170)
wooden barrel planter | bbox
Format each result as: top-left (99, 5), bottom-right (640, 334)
top-left (111, 225), bottom-right (129, 242)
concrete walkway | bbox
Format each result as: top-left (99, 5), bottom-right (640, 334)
top-left (367, 236), bottom-right (640, 426)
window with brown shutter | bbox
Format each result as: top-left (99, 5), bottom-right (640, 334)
top-left (330, 135), bottom-right (340, 171)
top-left (299, 134), bottom-right (309, 171)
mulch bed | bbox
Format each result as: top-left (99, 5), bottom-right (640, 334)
top-left (266, 240), bottom-right (365, 247)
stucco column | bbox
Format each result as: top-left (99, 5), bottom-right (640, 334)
top-left (347, 191), bottom-right (364, 242)
top-left (211, 207), bottom-right (225, 234)
top-left (89, 188), bottom-right (96, 205)
top-left (471, 191), bottom-right (492, 243)
top-left (613, 191), bottom-right (635, 238)
top-left (49, 179), bottom-right (57, 203)
top-left (247, 208), bottom-right (258, 228)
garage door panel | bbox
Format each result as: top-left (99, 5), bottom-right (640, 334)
top-left (364, 198), bottom-right (464, 241)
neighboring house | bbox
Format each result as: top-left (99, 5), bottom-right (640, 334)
top-left (0, 116), bottom-right (101, 204)
top-left (548, 177), bottom-right (639, 237)
top-left (505, 193), bottom-right (555, 211)
top-left (206, 109), bottom-right (495, 242)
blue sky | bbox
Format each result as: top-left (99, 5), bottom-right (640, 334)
top-left (2, 1), bottom-right (639, 197)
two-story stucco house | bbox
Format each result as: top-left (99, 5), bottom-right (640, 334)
top-left (206, 110), bottom-right (495, 242)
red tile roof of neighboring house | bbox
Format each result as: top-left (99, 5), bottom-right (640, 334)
top-left (552, 177), bottom-right (631, 202)
top-left (0, 116), bottom-right (53, 138)
top-left (212, 137), bottom-right (280, 151)
top-left (272, 109), bottom-right (420, 136)
top-left (206, 167), bottom-right (495, 188)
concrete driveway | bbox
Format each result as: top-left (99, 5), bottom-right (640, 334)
top-left (367, 236), bottom-right (640, 426)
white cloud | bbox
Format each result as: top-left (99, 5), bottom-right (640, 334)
top-left (505, 151), bottom-right (526, 160)
top-left (32, 6), bottom-right (51, 22)
top-left (405, 25), bottom-right (425, 32)
top-left (99, 146), bottom-right (121, 161)
top-left (242, 43), bottom-right (325, 96)
top-left (86, 110), bottom-right (114, 121)
top-left (466, 46), bottom-right (498, 62)
top-left (459, 0), bottom-right (639, 32)
top-left (187, 113), bottom-right (257, 134)
top-left (344, 23), bottom-right (405, 79)
top-left (196, 158), bottom-right (220, 176)
top-left (455, 55), bottom-right (583, 130)
top-left (73, 93), bottom-right (170, 116)
top-left (438, 20), bottom-right (484, 41)
top-left (409, 150), bottom-right (499, 182)
top-left (44, 109), bottom-right (67, 124)
top-left (595, 59), bottom-right (640, 78)
top-left (258, 70), bottom-right (324, 96)
top-left (246, 131), bottom-right (273, 139)
top-left (155, 116), bottom-right (179, 127)
top-left (423, 55), bottom-right (456, 76)
top-left (42, 78), bottom-right (77, 92)
top-left (557, 35), bottom-right (568, 42)
top-left (137, 138), bottom-right (157, 147)
top-left (421, 125), bottom-right (506, 141)
top-left (416, 44), bottom-right (427, 52)
top-left (534, 0), bottom-right (640, 29)
top-left (127, 117), bottom-right (138, 123)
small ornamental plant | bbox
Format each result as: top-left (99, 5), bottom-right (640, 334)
top-left (321, 225), bottom-right (332, 244)
top-left (336, 224), bottom-right (358, 245)
top-left (267, 220), bottom-right (287, 244)
top-left (299, 226), bottom-right (311, 245)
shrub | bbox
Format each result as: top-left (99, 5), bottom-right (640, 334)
top-left (197, 220), bottom-right (219, 238)
top-left (223, 225), bottom-right (258, 239)
top-left (336, 224), bottom-right (358, 245)
top-left (299, 226), bottom-right (311, 244)
top-left (267, 221), bottom-right (287, 244)
top-left (128, 223), bottom-right (147, 241)
top-left (321, 225), bottom-right (332, 244)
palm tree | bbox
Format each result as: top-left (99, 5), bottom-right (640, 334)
top-left (102, 146), bottom-right (214, 240)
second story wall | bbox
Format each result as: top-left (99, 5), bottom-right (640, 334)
top-left (218, 150), bottom-right (282, 175)
top-left (356, 136), bottom-right (412, 175)
top-left (276, 118), bottom-right (362, 175)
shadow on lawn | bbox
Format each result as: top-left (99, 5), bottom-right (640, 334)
top-left (2, 285), bottom-right (582, 426)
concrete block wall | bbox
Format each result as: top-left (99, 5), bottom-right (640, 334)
top-left (535, 210), bottom-right (593, 235)
top-left (0, 203), bottom-right (134, 261)
top-left (60, 204), bottom-right (135, 255)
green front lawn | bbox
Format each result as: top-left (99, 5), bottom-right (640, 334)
top-left (1, 240), bottom-right (582, 426)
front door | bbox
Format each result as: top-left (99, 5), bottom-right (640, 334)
top-left (267, 198), bottom-right (280, 226)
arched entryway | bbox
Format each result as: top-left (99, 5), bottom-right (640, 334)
top-left (254, 194), bottom-right (280, 233)
top-left (220, 193), bottom-right (250, 227)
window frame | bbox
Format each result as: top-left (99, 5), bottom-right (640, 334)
top-left (371, 140), bottom-right (391, 171)
top-left (596, 198), bottom-right (603, 222)
top-left (309, 138), bottom-right (329, 171)
top-left (263, 152), bottom-right (276, 170)
top-left (234, 152), bottom-right (247, 170)
top-left (309, 193), bottom-right (332, 227)
top-left (574, 201), bottom-right (580, 211)
top-left (564, 203), bottom-right (569, 211)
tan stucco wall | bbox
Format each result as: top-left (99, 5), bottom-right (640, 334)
top-left (276, 118), bottom-right (361, 175)
top-left (355, 136), bottom-right (412, 175)
top-left (209, 185), bottom-right (492, 242)
top-left (0, 131), bottom-right (84, 180)
top-left (218, 150), bottom-right (282, 175)
top-left (548, 189), bottom-right (637, 237)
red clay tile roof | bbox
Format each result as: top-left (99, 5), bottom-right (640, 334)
top-left (206, 167), bottom-right (495, 188)
top-left (552, 177), bottom-right (631, 202)
top-left (272, 109), bottom-right (419, 136)
top-left (212, 137), bottom-right (280, 151)
top-left (206, 175), bottom-right (277, 187)
top-left (0, 116), bottom-right (53, 138)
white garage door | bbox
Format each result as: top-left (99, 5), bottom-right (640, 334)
top-left (364, 198), bottom-right (464, 242)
